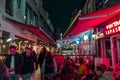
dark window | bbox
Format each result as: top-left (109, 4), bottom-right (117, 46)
top-left (39, 14), bottom-right (44, 26)
top-left (17, 0), bottom-right (21, 9)
top-left (25, 3), bottom-right (33, 24)
top-left (5, 0), bottom-right (13, 16)
top-left (25, 3), bottom-right (39, 26)
top-left (29, 11), bottom-right (33, 24)
top-left (36, 16), bottom-right (38, 26)
top-left (34, 13), bottom-right (38, 26)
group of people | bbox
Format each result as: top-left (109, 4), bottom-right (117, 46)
top-left (0, 45), bottom-right (57, 80)
top-left (60, 56), bottom-right (120, 80)
top-left (2, 45), bottom-right (37, 80)
top-left (1, 45), bottom-right (120, 80)
top-left (60, 57), bottom-right (88, 80)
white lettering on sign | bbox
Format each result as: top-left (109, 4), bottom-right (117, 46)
top-left (106, 20), bottom-right (120, 29)
top-left (105, 20), bottom-right (120, 35)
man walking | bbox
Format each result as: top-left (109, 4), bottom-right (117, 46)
top-left (5, 45), bottom-right (24, 80)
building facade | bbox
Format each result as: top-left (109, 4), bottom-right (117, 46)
top-left (0, 0), bottom-right (54, 54)
top-left (63, 0), bottom-right (120, 68)
top-left (82, 0), bottom-right (96, 14)
top-left (82, 0), bottom-right (120, 14)
top-left (79, 0), bottom-right (120, 67)
top-left (95, 0), bottom-right (120, 11)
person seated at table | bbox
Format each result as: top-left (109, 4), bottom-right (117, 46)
top-left (61, 57), bottom-right (75, 74)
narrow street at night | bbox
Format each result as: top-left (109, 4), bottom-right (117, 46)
top-left (1, 0), bottom-right (120, 80)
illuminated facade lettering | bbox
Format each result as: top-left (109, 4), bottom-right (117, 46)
top-left (105, 20), bottom-right (120, 35)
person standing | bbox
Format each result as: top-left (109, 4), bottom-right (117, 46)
top-left (0, 61), bottom-right (10, 80)
top-left (41, 51), bottom-right (57, 80)
top-left (77, 57), bottom-right (88, 80)
top-left (38, 47), bottom-right (47, 68)
top-left (38, 47), bottom-right (48, 80)
top-left (5, 45), bottom-right (24, 80)
top-left (30, 47), bottom-right (38, 70)
top-left (21, 47), bottom-right (35, 80)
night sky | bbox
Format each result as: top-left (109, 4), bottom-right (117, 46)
top-left (43, 0), bottom-right (86, 34)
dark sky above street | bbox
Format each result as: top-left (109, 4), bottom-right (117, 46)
top-left (43, 0), bottom-right (86, 34)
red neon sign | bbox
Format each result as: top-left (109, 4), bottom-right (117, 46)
top-left (105, 20), bottom-right (120, 35)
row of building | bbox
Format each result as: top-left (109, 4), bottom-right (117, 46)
top-left (0, 0), bottom-right (59, 54)
top-left (57, 0), bottom-right (120, 68)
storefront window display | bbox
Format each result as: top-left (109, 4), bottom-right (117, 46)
top-left (80, 41), bottom-right (96, 55)
top-left (79, 30), bottom-right (96, 55)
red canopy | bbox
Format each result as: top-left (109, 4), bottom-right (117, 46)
top-left (5, 17), bottom-right (54, 44)
top-left (64, 4), bottom-right (120, 37)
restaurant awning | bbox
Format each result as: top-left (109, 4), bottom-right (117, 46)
top-left (5, 17), bottom-right (55, 44)
top-left (64, 4), bottom-right (120, 37)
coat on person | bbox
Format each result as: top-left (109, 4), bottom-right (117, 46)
top-left (41, 51), bottom-right (57, 80)
top-left (95, 64), bottom-right (114, 80)
top-left (0, 61), bottom-right (10, 80)
top-left (99, 72), bottom-right (114, 80)
top-left (38, 47), bottom-right (47, 68)
top-left (4, 45), bottom-right (24, 80)
top-left (41, 52), bottom-right (57, 75)
top-left (5, 53), bottom-right (24, 75)
top-left (21, 52), bottom-right (34, 74)
top-left (21, 47), bottom-right (35, 80)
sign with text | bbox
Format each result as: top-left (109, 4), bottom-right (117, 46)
top-left (105, 19), bottom-right (120, 35)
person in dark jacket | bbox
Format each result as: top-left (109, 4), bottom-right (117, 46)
top-left (21, 47), bottom-right (35, 80)
top-left (0, 61), bottom-right (10, 80)
top-left (38, 47), bottom-right (48, 80)
top-left (61, 57), bottom-right (75, 74)
top-left (30, 47), bottom-right (38, 70)
top-left (38, 47), bottom-right (47, 68)
top-left (41, 51), bottom-right (57, 80)
top-left (5, 45), bottom-right (24, 80)
top-left (83, 64), bottom-right (113, 80)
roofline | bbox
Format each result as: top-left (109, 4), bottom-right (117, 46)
top-left (39, 27), bottom-right (55, 43)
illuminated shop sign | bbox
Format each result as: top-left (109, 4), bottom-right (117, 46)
top-left (105, 20), bottom-right (120, 35)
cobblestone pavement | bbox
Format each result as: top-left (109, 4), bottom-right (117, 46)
top-left (34, 67), bottom-right (41, 80)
